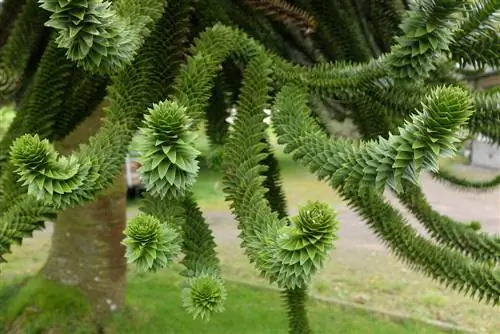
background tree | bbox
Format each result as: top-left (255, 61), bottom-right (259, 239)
top-left (0, 0), bottom-right (499, 333)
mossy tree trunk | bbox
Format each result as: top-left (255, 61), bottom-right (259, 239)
top-left (39, 103), bottom-right (127, 323)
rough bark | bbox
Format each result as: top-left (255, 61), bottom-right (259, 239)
top-left (39, 103), bottom-right (127, 322)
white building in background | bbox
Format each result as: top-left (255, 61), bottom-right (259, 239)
top-left (470, 134), bottom-right (500, 170)
top-left (467, 68), bottom-right (500, 170)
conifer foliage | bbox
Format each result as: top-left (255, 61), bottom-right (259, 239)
top-left (0, 0), bottom-right (499, 332)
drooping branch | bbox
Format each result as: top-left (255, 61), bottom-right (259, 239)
top-left (2, 1), bottom-right (499, 328)
top-left (0, 6), bottom-right (169, 267)
top-left (272, 84), bottom-right (500, 305)
top-left (38, 0), bottom-right (166, 73)
top-left (396, 180), bottom-right (500, 264)
top-left (0, 0), bottom-right (48, 100)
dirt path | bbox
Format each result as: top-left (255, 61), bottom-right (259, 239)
top-left (207, 171), bottom-right (500, 253)
top-left (8, 166), bottom-right (499, 332)
top-left (203, 169), bottom-right (499, 332)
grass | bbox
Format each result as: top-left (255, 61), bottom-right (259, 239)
top-left (110, 271), bottom-right (458, 334)
top-left (0, 277), bottom-right (94, 334)
top-left (188, 153), bottom-right (343, 212)
top-left (214, 243), bottom-right (497, 333)
top-left (0, 270), bottom-right (458, 334)
top-left (1, 130), bottom-right (497, 333)
top-left (128, 126), bottom-right (343, 212)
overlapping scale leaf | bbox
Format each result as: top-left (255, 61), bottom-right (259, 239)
top-left (349, 187), bottom-right (500, 305)
top-left (0, 0), bottom-right (48, 101)
top-left (182, 273), bottom-right (227, 321)
top-left (269, 201), bottom-right (339, 288)
top-left (136, 100), bottom-right (200, 199)
top-left (335, 86), bottom-right (474, 194)
top-left (180, 195), bottom-right (221, 277)
top-left (9, 134), bottom-right (93, 207)
top-left (0, 195), bottom-right (56, 265)
top-left (272, 84), bottom-right (500, 305)
top-left (139, 192), bottom-right (227, 318)
top-left (388, 0), bottom-right (468, 79)
top-left (122, 213), bottom-right (181, 272)
top-left (38, 0), bottom-right (134, 73)
top-left (450, 0), bottom-right (500, 69)
top-left (1, 0), bottom-right (167, 273)
top-left (0, 63), bottom-right (17, 98)
top-left (38, 0), bottom-right (166, 74)
top-left (397, 181), bottom-right (500, 264)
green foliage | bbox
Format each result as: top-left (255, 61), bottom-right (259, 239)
top-left (283, 287), bottom-right (312, 334)
top-left (0, 273), bottom-right (459, 334)
top-left (38, 0), bottom-right (166, 73)
top-left (0, 0), bottom-right (499, 332)
top-left (397, 180), bottom-right (500, 263)
top-left (272, 84), bottom-right (500, 305)
top-left (451, 0), bottom-right (500, 68)
top-left (0, 277), bottom-right (93, 333)
top-left (122, 213), bottom-right (181, 272)
top-left (138, 192), bottom-right (226, 318)
top-left (0, 0), bottom-right (174, 275)
top-left (10, 134), bottom-right (97, 208)
top-left (272, 201), bottom-right (339, 288)
top-left (357, 87), bottom-right (473, 193)
top-left (178, 195), bottom-right (221, 276)
top-left (0, 0), bottom-right (48, 99)
top-left (0, 39), bottom-right (74, 165)
top-left (0, 105), bottom-right (14, 138)
top-left (135, 101), bottom-right (201, 199)
top-left (182, 273), bottom-right (227, 321)
top-left (273, 85), bottom-right (474, 193)
top-left (388, 0), bottom-right (468, 79)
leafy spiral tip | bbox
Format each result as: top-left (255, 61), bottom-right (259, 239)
top-left (136, 100), bottom-right (200, 199)
top-left (272, 201), bottom-right (339, 288)
top-left (9, 134), bottom-right (91, 207)
top-left (122, 213), bottom-right (181, 272)
top-left (182, 273), bottom-right (227, 321)
top-left (10, 135), bottom-right (56, 171)
top-left (339, 86), bottom-right (474, 194)
top-left (39, 0), bottom-right (134, 73)
top-left (387, 0), bottom-right (464, 79)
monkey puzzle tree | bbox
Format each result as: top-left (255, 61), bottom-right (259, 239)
top-left (0, 0), bottom-right (499, 333)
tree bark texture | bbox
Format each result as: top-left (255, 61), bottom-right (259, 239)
top-left (40, 103), bottom-right (127, 321)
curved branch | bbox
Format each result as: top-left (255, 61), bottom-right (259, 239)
top-left (0, 7), bottom-right (167, 266)
top-left (387, 0), bottom-right (469, 79)
top-left (397, 181), bottom-right (500, 264)
top-left (432, 169), bottom-right (500, 191)
top-left (38, 0), bottom-right (166, 73)
top-left (0, 0), bottom-right (48, 98)
top-left (272, 84), bottom-right (500, 305)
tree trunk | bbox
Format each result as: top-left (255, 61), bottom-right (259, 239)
top-left (39, 103), bottom-right (127, 322)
